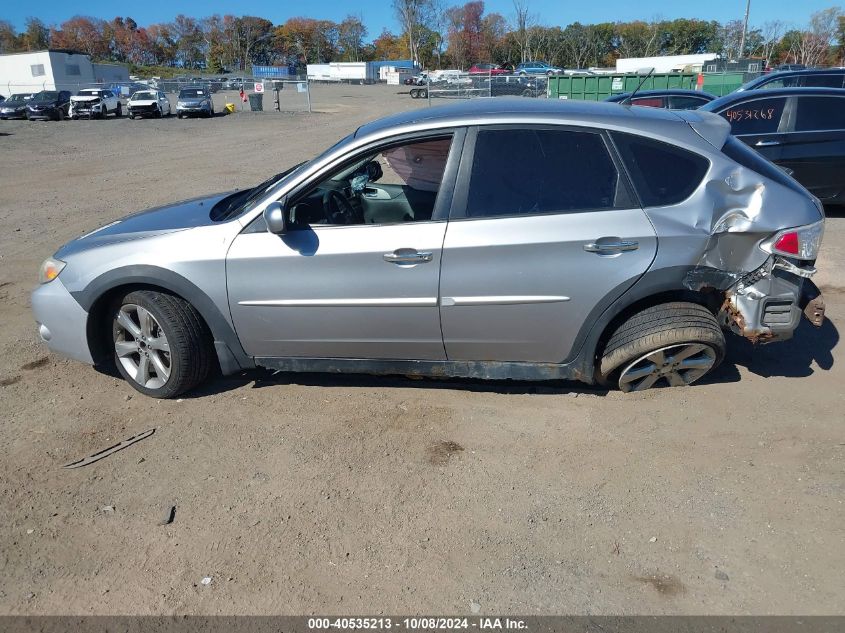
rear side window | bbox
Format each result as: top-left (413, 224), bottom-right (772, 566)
top-left (795, 96), bottom-right (845, 131)
top-left (611, 132), bottom-right (709, 207)
top-left (465, 129), bottom-right (619, 217)
top-left (630, 97), bottom-right (665, 108)
top-left (719, 97), bottom-right (787, 135)
top-left (721, 136), bottom-right (806, 196)
top-left (669, 95), bottom-right (708, 110)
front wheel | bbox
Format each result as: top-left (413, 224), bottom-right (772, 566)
top-left (598, 302), bottom-right (725, 392)
top-left (111, 290), bottom-right (212, 398)
top-left (114, 102), bottom-right (122, 117)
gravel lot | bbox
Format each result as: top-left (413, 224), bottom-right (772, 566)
top-left (0, 83), bottom-right (843, 615)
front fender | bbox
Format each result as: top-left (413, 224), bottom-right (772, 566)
top-left (71, 265), bottom-right (253, 375)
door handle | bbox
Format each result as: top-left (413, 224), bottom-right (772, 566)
top-left (755, 140), bottom-right (781, 147)
top-left (383, 250), bottom-right (433, 264)
top-left (583, 240), bottom-right (639, 253)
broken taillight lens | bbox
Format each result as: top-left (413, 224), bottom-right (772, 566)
top-left (764, 221), bottom-right (824, 260)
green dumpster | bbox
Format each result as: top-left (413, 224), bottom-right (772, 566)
top-left (548, 73), bottom-right (697, 101)
top-left (248, 93), bottom-right (264, 111)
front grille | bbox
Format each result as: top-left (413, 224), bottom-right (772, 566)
top-left (762, 300), bottom-right (794, 326)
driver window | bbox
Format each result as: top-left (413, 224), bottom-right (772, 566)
top-left (289, 136), bottom-right (452, 227)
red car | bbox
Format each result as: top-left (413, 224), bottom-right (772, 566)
top-left (468, 63), bottom-right (510, 75)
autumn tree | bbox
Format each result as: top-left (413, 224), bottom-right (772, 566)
top-left (338, 15), bottom-right (367, 61)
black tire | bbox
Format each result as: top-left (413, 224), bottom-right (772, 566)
top-left (598, 302), bottom-right (725, 391)
top-left (111, 290), bottom-right (212, 398)
top-left (114, 102), bottom-right (122, 117)
top-left (418, 88), bottom-right (428, 98)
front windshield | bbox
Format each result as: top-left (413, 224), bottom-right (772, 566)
top-left (132, 91), bottom-right (156, 100)
top-left (179, 89), bottom-right (206, 98)
top-left (34, 91), bottom-right (58, 101)
top-left (6, 94), bottom-right (31, 104)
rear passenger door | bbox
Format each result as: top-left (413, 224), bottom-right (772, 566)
top-left (716, 96), bottom-right (791, 163)
top-left (438, 126), bottom-right (658, 364)
top-left (778, 94), bottom-right (845, 201)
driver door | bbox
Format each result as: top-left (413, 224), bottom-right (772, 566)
top-left (226, 132), bottom-right (462, 361)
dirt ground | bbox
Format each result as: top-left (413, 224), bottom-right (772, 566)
top-left (0, 83), bottom-right (843, 616)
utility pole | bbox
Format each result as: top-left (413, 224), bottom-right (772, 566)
top-left (738, 0), bottom-right (751, 60)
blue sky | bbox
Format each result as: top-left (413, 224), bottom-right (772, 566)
top-left (5, 0), bottom-right (839, 35)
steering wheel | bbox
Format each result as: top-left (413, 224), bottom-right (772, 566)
top-left (322, 189), bottom-right (358, 224)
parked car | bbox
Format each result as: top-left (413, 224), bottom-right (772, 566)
top-left (32, 100), bottom-right (826, 398)
top-left (468, 63), bottom-right (510, 75)
top-left (605, 89), bottom-right (717, 110)
top-left (226, 77), bottom-right (247, 90)
top-left (176, 87), bottom-right (213, 118)
top-left (404, 72), bottom-right (429, 86)
top-left (128, 90), bottom-right (172, 118)
top-left (773, 64), bottom-right (807, 72)
top-left (26, 90), bottom-right (71, 121)
top-left (484, 75), bottom-right (546, 97)
top-left (70, 88), bottom-right (122, 119)
top-left (737, 68), bottom-right (845, 91)
top-left (0, 93), bottom-right (36, 119)
top-left (701, 87), bottom-right (845, 204)
top-left (516, 61), bottom-right (563, 75)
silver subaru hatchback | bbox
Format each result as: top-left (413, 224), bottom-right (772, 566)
top-left (32, 100), bottom-right (826, 398)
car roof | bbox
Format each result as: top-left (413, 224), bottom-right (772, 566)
top-left (702, 87), bottom-right (845, 111)
top-left (606, 89), bottom-right (716, 101)
top-left (354, 97), bottom-right (730, 148)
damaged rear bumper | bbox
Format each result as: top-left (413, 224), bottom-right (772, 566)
top-left (718, 258), bottom-right (825, 343)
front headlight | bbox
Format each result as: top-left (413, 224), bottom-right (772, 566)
top-left (177, 101), bottom-right (186, 107)
top-left (39, 257), bottom-right (66, 284)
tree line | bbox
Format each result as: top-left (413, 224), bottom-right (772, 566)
top-left (0, 1), bottom-right (843, 72)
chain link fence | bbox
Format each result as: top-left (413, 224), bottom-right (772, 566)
top-left (413, 71), bottom-right (548, 103)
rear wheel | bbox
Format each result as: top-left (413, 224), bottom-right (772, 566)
top-left (111, 290), bottom-right (212, 398)
top-left (598, 302), bottom-right (725, 392)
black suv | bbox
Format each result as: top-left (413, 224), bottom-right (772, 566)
top-left (701, 87), bottom-right (845, 204)
top-left (739, 69), bottom-right (845, 91)
top-left (26, 90), bottom-right (72, 121)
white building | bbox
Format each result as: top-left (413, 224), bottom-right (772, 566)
top-left (615, 53), bottom-right (719, 74)
top-left (0, 50), bottom-right (129, 97)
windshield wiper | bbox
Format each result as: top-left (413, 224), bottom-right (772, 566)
top-left (213, 162), bottom-right (306, 221)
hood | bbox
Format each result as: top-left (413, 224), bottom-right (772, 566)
top-left (71, 95), bottom-right (102, 102)
top-left (1, 103), bottom-right (27, 110)
top-left (129, 98), bottom-right (157, 105)
top-left (29, 100), bottom-right (59, 107)
top-left (179, 97), bottom-right (208, 104)
top-left (55, 192), bottom-right (231, 259)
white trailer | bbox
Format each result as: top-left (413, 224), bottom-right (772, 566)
top-left (306, 62), bottom-right (376, 84)
top-left (615, 54), bottom-right (719, 74)
top-left (0, 50), bottom-right (128, 97)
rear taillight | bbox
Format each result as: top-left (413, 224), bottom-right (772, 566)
top-left (763, 221), bottom-right (824, 260)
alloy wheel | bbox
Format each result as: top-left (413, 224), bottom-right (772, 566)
top-left (618, 343), bottom-right (716, 392)
top-left (114, 304), bottom-right (171, 389)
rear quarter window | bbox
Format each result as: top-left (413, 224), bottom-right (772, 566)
top-left (720, 136), bottom-right (807, 196)
top-left (610, 132), bottom-right (709, 207)
top-left (795, 96), bottom-right (845, 131)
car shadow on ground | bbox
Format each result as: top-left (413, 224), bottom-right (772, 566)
top-left (703, 316), bottom-right (838, 385)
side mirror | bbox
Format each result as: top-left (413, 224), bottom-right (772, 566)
top-left (263, 201), bottom-right (287, 235)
